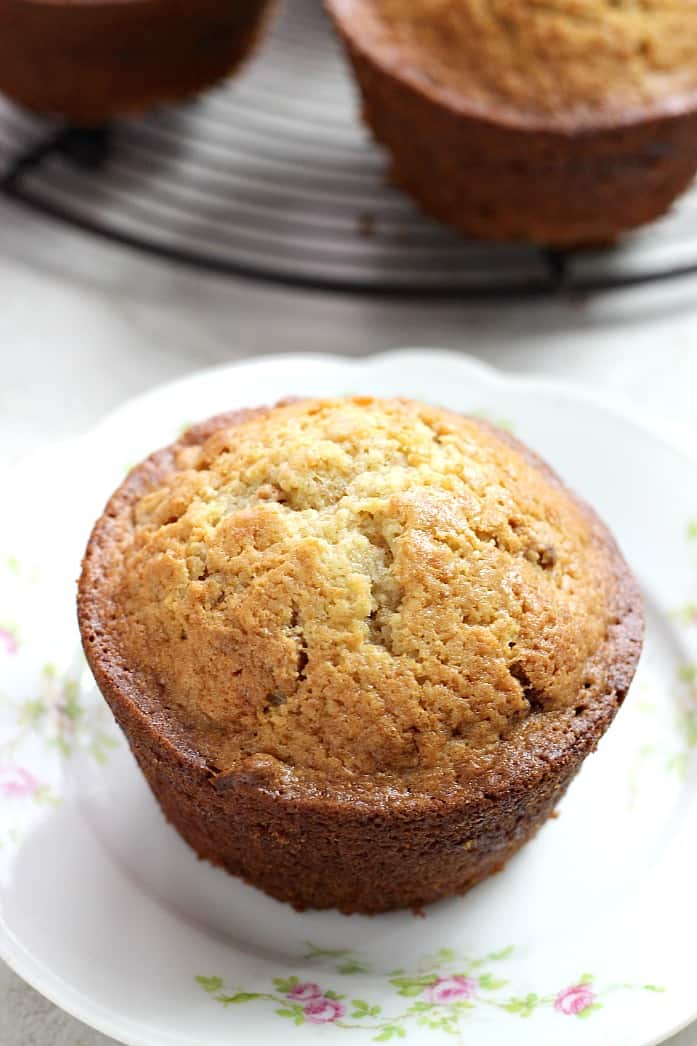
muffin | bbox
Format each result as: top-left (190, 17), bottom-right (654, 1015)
top-left (78, 397), bottom-right (643, 913)
top-left (325, 0), bottom-right (697, 245)
top-left (0, 0), bottom-right (275, 125)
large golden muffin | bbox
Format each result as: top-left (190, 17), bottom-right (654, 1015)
top-left (0, 0), bottom-right (275, 124)
top-left (325, 0), bottom-right (697, 245)
top-left (78, 398), bottom-right (643, 913)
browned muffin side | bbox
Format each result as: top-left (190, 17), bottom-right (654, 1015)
top-left (0, 0), bottom-right (276, 125)
top-left (325, 0), bottom-right (697, 245)
top-left (78, 398), bottom-right (643, 912)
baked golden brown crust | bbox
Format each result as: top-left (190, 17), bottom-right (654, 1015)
top-left (325, 0), bottom-right (697, 245)
top-left (328, 1), bottom-right (697, 131)
top-left (78, 398), bottom-right (643, 912)
top-left (0, 0), bottom-right (275, 124)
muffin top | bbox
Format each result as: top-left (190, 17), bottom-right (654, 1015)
top-left (82, 397), bottom-right (636, 801)
top-left (329, 0), bottom-right (697, 129)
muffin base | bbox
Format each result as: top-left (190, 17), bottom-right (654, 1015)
top-left (78, 407), bottom-right (644, 914)
top-left (0, 0), bottom-right (275, 125)
top-left (109, 697), bottom-right (609, 913)
top-left (327, 8), bottom-right (697, 246)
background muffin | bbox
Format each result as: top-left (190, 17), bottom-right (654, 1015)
top-left (325, 0), bottom-right (697, 245)
top-left (0, 0), bottom-right (275, 124)
top-left (78, 397), bottom-right (643, 913)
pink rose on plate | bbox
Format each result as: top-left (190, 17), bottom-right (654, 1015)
top-left (303, 997), bottom-right (346, 1024)
top-left (554, 984), bottom-right (596, 1016)
top-left (287, 982), bottom-right (322, 1002)
top-left (424, 975), bottom-right (478, 1005)
top-left (0, 628), bottom-right (17, 655)
top-left (0, 766), bottom-right (38, 798)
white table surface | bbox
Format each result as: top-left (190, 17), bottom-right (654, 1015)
top-left (0, 199), bottom-right (696, 1046)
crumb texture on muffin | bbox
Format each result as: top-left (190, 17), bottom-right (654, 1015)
top-left (333, 0), bottom-right (697, 125)
top-left (100, 397), bottom-right (618, 794)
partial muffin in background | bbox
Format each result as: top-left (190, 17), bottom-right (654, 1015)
top-left (78, 397), bottom-right (643, 913)
top-left (0, 0), bottom-right (276, 124)
top-left (325, 0), bottom-right (697, 245)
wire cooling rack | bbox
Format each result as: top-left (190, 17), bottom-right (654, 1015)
top-left (2, 0), bottom-right (697, 298)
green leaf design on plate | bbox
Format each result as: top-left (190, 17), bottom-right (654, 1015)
top-left (666, 752), bottom-right (689, 777)
top-left (406, 1002), bottom-right (433, 1014)
top-left (62, 679), bottom-right (83, 722)
top-left (337, 958), bottom-right (370, 974)
top-left (503, 993), bottom-right (539, 1018)
top-left (479, 973), bottom-right (509, 990)
top-left (390, 975), bottom-right (438, 997)
top-left (678, 663), bottom-right (697, 684)
top-left (351, 999), bottom-right (382, 1018)
top-left (32, 783), bottom-right (61, 808)
top-left (373, 1027), bottom-right (406, 1041)
top-left (18, 698), bottom-right (47, 725)
top-left (276, 1002), bottom-right (305, 1026)
top-left (195, 975), bottom-right (223, 994)
top-left (675, 603), bottom-right (697, 626)
top-left (302, 943), bottom-right (349, 959)
top-left (197, 941), bottom-right (665, 1039)
top-left (272, 976), bottom-right (299, 993)
top-left (680, 709), bottom-right (697, 749)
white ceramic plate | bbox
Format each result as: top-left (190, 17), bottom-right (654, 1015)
top-left (1, 351), bottom-right (696, 1046)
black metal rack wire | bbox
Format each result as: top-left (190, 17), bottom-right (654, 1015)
top-left (2, 0), bottom-right (697, 299)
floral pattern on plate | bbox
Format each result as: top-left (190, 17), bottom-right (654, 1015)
top-left (197, 944), bottom-right (664, 1040)
top-left (0, 652), bottom-right (120, 858)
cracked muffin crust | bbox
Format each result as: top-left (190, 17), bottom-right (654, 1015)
top-left (326, 0), bottom-right (697, 244)
top-left (78, 398), bottom-right (643, 912)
